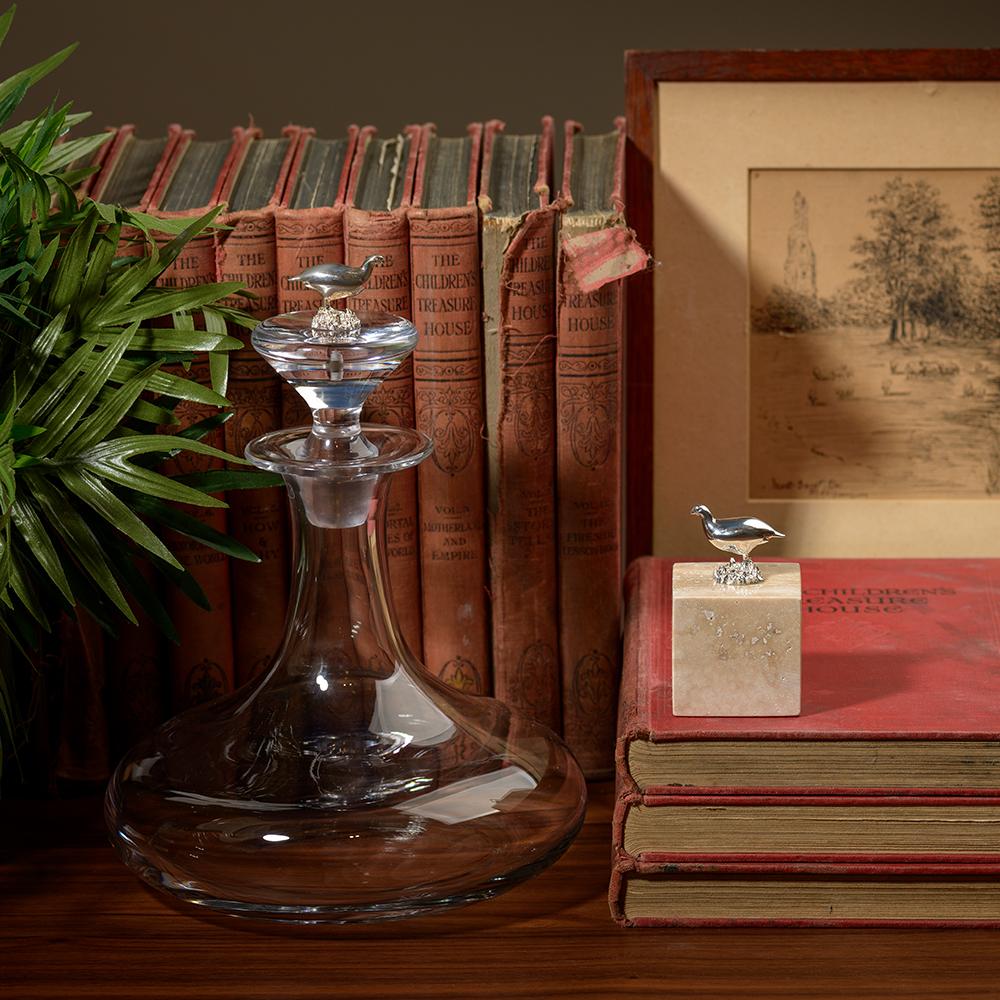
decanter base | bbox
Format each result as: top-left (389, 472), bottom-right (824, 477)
top-left (111, 818), bottom-right (582, 924)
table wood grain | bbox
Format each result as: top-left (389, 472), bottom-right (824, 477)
top-left (2, 784), bottom-right (999, 999)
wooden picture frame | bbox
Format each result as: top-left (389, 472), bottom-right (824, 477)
top-left (625, 50), bottom-right (1000, 562)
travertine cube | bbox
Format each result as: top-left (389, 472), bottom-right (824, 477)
top-left (672, 562), bottom-right (801, 717)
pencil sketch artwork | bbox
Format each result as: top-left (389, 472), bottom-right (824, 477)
top-left (749, 169), bottom-right (1000, 499)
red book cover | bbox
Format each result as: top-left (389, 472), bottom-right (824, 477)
top-left (344, 125), bottom-right (424, 658)
top-left (274, 125), bottom-right (359, 426)
top-left (214, 126), bottom-right (301, 685)
top-left (479, 118), bottom-right (561, 731)
top-left (409, 122), bottom-right (491, 694)
top-left (617, 556), bottom-right (1000, 794)
top-left (146, 130), bottom-right (243, 710)
top-left (555, 118), bottom-right (647, 777)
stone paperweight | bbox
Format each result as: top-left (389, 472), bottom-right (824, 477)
top-left (672, 562), bottom-right (802, 716)
top-left (673, 505), bottom-right (800, 716)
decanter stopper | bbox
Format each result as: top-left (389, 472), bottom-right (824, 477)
top-left (247, 259), bottom-right (426, 528)
top-left (295, 257), bottom-right (385, 338)
top-left (251, 257), bottom-right (415, 428)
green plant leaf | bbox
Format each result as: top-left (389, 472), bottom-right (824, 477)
top-left (83, 455), bottom-right (230, 508)
top-left (22, 472), bottom-right (135, 623)
top-left (0, 41), bottom-right (77, 105)
top-left (7, 307), bottom-right (67, 410)
top-left (0, 6), bottom-right (15, 50)
top-left (57, 467), bottom-right (181, 569)
top-left (131, 494), bottom-right (260, 563)
top-left (8, 550), bottom-right (49, 628)
top-left (30, 233), bottom-right (59, 285)
top-left (55, 357), bottom-right (160, 457)
top-left (114, 282), bottom-right (246, 326)
top-left (26, 321), bottom-right (136, 457)
top-left (10, 423), bottom-right (44, 441)
top-left (154, 555), bottom-right (211, 611)
top-left (9, 497), bottom-right (73, 604)
top-left (78, 223), bottom-right (121, 305)
top-left (83, 433), bottom-right (239, 465)
top-left (103, 544), bottom-right (177, 643)
top-left (172, 469), bottom-right (281, 492)
top-left (81, 325), bottom-right (242, 353)
top-left (47, 201), bottom-right (98, 312)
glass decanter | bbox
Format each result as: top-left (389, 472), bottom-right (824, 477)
top-left (105, 260), bottom-right (587, 923)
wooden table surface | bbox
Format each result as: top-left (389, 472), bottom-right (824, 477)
top-left (3, 783), bottom-right (1000, 999)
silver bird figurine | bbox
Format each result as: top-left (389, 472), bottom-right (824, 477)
top-left (691, 504), bottom-right (785, 585)
top-left (293, 256), bottom-right (386, 338)
top-left (294, 256), bottom-right (386, 304)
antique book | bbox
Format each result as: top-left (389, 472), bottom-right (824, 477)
top-left (617, 793), bottom-right (1000, 859)
top-left (106, 562), bottom-right (167, 756)
top-left (274, 125), bottom-right (359, 426)
top-left (343, 124), bottom-right (424, 657)
top-left (479, 117), bottom-right (560, 730)
top-left (53, 611), bottom-right (109, 782)
top-left (556, 118), bottom-right (645, 776)
top-left (146, 130), bottom-right (242, 710)
top-left (88, 124), bottom-right (183, 210)
top-left (214, 126), bottom-right (301, 684)
top-left (617, 557), bottom-right (1000, 794)
top-left (409, 123), bottom-right (490, 694)
top-left (610, 856), bottom-right (1000, 927)
top-left (70, 125), bottom-right (117, 200)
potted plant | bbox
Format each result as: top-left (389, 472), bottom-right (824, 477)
top-left (0, 6), bottom-right (272, 775)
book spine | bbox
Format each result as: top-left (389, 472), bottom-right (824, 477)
top-left (274, 205), bottom-right (346, 427)
top-left (344, 206), bottom-right (423, 658)
top-left (409, 206), bottom-right (490, 693)
top-left (215, 210), bottom-right (289, 685)
top-left (616, 556), bottom-right (663, 792)
top-left (54, 611), bottom-right (109, 782)
top-left (556, 235), bottom-right (624, 778)
top-left (158, 236), bottom-right (235, 710)
top-left (107, 563), bottom-right (167, 756)
top-left (482, 208), bottom-right (560, 730)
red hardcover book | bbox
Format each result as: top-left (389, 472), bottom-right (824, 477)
top-left (343, 125), bottom-right (424, 657)
top-left (146, 130), bottom-right (243, 710)
top-left (556, 119), bottom-right (649, 776)
top-left (88, 124), bottom-right (184, 211)
top-left (214, 126), bottom-right (302, 684)
top-left (409, 123), bottom-right (491, 694)
top-left (274, 125), bottom-right (359, 427)
top-left (617, 557), bottom-right (1000, 797)
top-left (70, 125), bottom-right (117, 200)
top-left (610, 854), bottom-right (1000, 927)
top-left (479, 118), bottom-right (560, 730)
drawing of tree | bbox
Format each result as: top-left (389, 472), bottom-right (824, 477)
top-left (851, 177), bottom-right (966, 342)
top-left (976, 175), bottom-right (1000, 267)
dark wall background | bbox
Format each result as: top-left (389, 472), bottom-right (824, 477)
top-left (13, 0), bottom-right (1000, 143)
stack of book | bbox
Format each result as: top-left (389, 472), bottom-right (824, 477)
top-left (49, 116), bottom-right (649, 786)
top-left (612, 557), bottom-right (1000, 927)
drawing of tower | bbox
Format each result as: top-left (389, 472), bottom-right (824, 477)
top-left (783, 190), bottom-right (817, 299)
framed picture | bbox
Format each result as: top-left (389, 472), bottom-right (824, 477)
top-left (625, 50), bottom-right (1000, 561)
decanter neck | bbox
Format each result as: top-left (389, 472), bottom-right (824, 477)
top-left (273, 472), bottom-right (403, 682)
